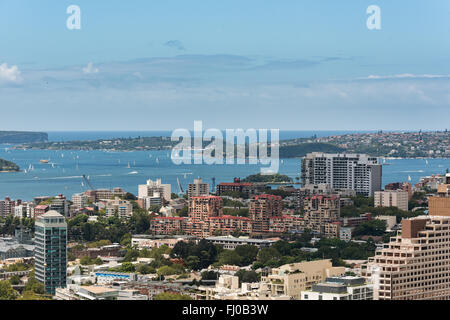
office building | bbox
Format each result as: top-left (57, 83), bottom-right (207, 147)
top-left (301, 153), bottom-right (382, 196)
top-left (35, 211), bottom-right (67, 295)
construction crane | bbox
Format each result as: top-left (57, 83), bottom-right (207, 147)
top-left (177, 177), bottom-right (184, 195)
top-left (82, 174), bottom-right (95, 190)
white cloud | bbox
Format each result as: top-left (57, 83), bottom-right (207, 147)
top-left (82, 62), bottom-right (99, 75)
top-left (361, 74), bottom-right (450, 80)
top-left (0, 63), bottom-right (23, 84)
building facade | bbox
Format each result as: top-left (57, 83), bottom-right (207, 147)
top-left (301, 153), bottom-right (382, 197)
top-left (35, 211), bottom-right (67, 295)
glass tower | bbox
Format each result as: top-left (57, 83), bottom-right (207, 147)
top-left (35, 211), bottom-right (67, 295)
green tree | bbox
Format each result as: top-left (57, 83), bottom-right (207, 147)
top-left (0, 280), bottom-right (18, 300)
top-left (153, 292), bottom-right (193, 300)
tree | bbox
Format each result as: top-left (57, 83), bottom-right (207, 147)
top-left (153, 292), bottom-right (192, 300)
top-left (201, 271), bottom-right (219, 281)
top-left (137, 264), bottom-right (156, 275)
top-left (119, 262), bottom-right (136, 273)
top-left (185, 256), bottom-right (200, 270)
top-left (0, 280), bottom-right (18, 300)
top-left (234, 270), bottom-right (259, 284)
top-left (353, 220), bottom-right (386, 237)
top-left (9, 275), bottom-right (20, 285)
top-left (234, 245), bottom-right (259, 266)
top-left (218, 250), bottom-right (242, 266)
top-left (257, 247), bottom-right (281, 265)
top-left (157, 265), bottom-right (177, 276)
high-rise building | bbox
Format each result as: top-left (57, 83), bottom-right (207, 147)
top-left (35, 211), bottom-right (67, 295)
top-left (301, 153), bottom-right (382, 197)
top-left (362, 215), bottom-right (450, 300)
top-left (138, 179), bottom-right (171, 202)
top-left (249, 194), bottom-right (283, 234)
top-left (303, 195), bottom-right (341, 238)
top-left (49, 194), bottom-right (69, 217)
top-left (187, 178), bottom-right (210, 199)
top-left (374, 190), bottom-right (409, 211)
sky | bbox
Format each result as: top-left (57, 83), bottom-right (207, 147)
top-left (0, 0), bottom-right (449, 131)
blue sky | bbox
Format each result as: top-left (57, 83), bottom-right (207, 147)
top-left (0, 0), bottom-right (449, 131)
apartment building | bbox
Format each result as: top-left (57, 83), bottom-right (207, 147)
top-left (301, 153), bottom-right (382, 196)
top-left (361, 215), bottom-right (450, 300)
top-left (216, 178), bottom-right (258, 198)
top-left (0, 197), bottom-right (17, 217)
top-left (72, 193), bottom-right (89, 209)
top-left (35, 211), bottom-right (67, 295)
top-left (374, 190), bottom-right (409, 211)
top-left (301, 276), bottom-right (374, 300)
top-left (303, 195), bottom-right (341, 238)
top-left (84, 188), bottom-right (126, 202)
top-left (385, 182), bottom-right (413, 200)
top-left (138, 179), bottom-right (171, 202)
top-left (105, 197), bottom-right (133, 218)
top-left (261, 260), bottom-right (345, 300)
top-left (187, 178), bottom-right (210, 198)
top-left (249, 194), bottom-right (283, 234)
top-left (201, 274), bottom-right (290, 300)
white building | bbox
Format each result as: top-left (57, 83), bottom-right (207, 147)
top-left (301, 276), bottom-right (374, 300)
top-left (138, 179), bottom-right (171, 202)
top-left (301, 153), bottom-right (382, 197)
top-left (105, 197), bottom-right (133, 218)
top-left (72, 193), bottom-right (89, 209)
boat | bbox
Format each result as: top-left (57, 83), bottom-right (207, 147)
top-left (40, 159), bottom-right (49, 164)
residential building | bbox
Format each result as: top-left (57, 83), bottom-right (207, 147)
top-left (138, 179), bottom-right (171, 202)
top-left (375, 190), bottom-right (409, 211)
top-left (301, 152), bottom-right (382, 197)
top-left (205, 236), bottom-right (275, 250)
top-left (50, 194), bottom-right (70, 217)
top-left (216, 178), bottom-right (258, 198)
top-left (72, 193), bottom-right (89, 209)
top-left (105, 197), bottom-right (133, 218)
top-left (301, 276), bottom-right (374, 300)
top-left (261, 260), bottom-right (345, 300)
top-left (249, 194), bottom-right (283, 234)
top-left (428, 174), bottom-right (450, 216)
top-left (303, 195), bottom-right (341, 238)
top-left (187, 178), bottom-right (210, 198)
top-left (361, 215), bottom-right (450, 300)
top-left (35, 211), bottom-right (67, 295)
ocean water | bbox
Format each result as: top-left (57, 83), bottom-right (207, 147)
top-left (0, 131), bottom-right (448, 201)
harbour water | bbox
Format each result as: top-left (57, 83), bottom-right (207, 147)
top-left (0, 131), bottom-right (448, 201)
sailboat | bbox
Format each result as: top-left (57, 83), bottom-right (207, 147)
top-left (156, 157), bottom-right (159, 164)
top-left (408, 175), bottom-right (412, 182)
top-left (127, 162), bottom-right (131, 169)
top-left (425, 159), bottom-right (429, 165)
